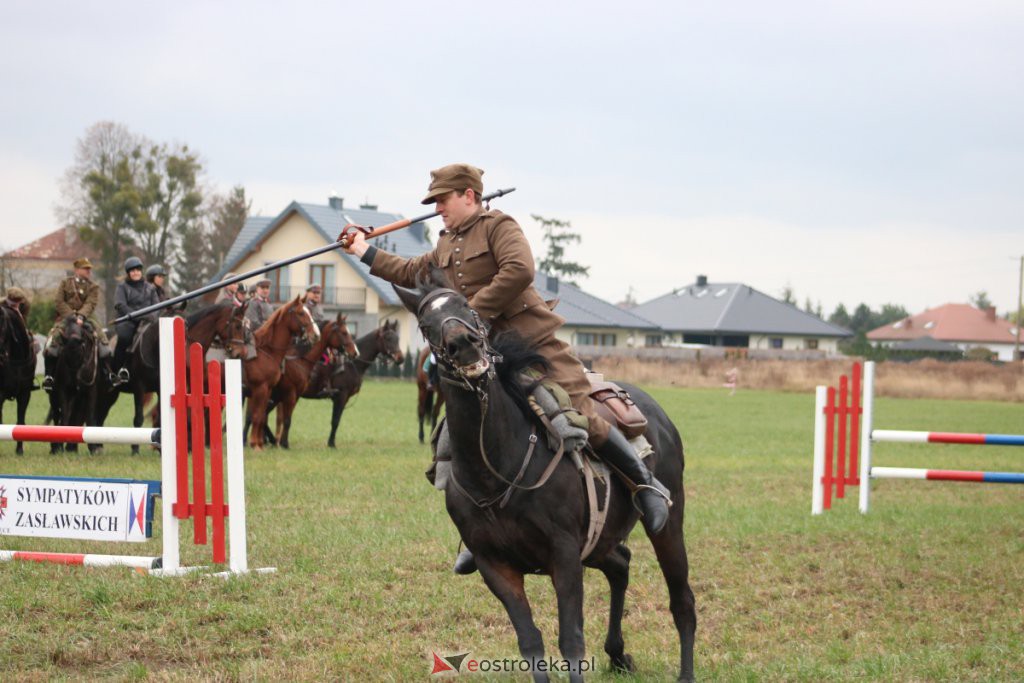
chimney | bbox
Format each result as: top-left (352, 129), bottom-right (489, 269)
top-left (546, 274), bottom-right (559, 294)
top-left (696, 274), bottom-right (708, 287)
top-left (328, 195), bottom-right (344, 210)
top-left (985, 306), bottom-right (996, 322)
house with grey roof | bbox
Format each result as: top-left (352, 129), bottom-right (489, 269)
top-left (534, 273), bottom-right (661, 348)
top-left (214, 195), bottom-right (432, 350)
top-left (217, 195), bottom-right (655, 352)
top-left (631, 275), bottom-right (851, 354)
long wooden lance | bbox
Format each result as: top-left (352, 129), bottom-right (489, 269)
top-left (114, 187), bottom-right (516, 324)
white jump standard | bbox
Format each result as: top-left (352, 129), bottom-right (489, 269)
top-left (812, 361), bottom-right (1024, 515)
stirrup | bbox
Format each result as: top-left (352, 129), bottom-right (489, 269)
top-left (630, 483), bottom-right (673, 514)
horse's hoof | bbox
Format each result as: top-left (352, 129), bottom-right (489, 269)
top-left (610, 653), bottom-right (635, 673)
top-left (327, 441), bottom-right (336, 449)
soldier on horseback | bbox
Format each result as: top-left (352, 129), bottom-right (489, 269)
top-left (344, 163), bottom-right (670, 574)
top-left (244, 279), bottom-right (275, 329)
top-left (42, 257), bottom-right (111, 392)
top-left (301, 284), bottom-right (326, 328)
top-left (112, 256), bottom-right (160, 385)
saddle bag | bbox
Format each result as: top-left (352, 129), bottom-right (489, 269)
top-left (588, 378), bottom-right (648, 439)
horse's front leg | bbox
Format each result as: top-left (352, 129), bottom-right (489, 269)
top-left (131, 389), bottom-right (144, 455)
top-left (15, 389), bottom-right (29, 455)
top-left (550, 546), bottom-right (588, 683)
top-left (327, 394), bottom-right (345, 448)
top-left (475, 557), bottom-right (549, 683)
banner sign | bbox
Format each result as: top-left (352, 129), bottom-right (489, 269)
top-left (0, 476), bottom-right (160, 542)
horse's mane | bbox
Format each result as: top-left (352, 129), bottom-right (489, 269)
top-left (185, 302), bottom-right (232, 328)
top-left (493, 331), bottom-right (550, 418)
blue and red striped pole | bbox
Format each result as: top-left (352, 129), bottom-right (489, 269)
top-left (871, 467), bottom-right (1024, 484)
top-left (873, 430), bottom-right (1024, 447)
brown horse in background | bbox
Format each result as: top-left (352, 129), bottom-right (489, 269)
top-left (235, 297), bottom-right (319, 450)
top-left (416, 346), bottom-right (444, 443)
top-left (268, 314), bottom-right (358, 449)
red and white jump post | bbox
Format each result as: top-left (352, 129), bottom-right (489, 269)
top-left (812, 361), bottom-right (1024, 515)
top-left (0, 318), bottom-right (274, 576)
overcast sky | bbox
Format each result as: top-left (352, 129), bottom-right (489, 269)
top-left (2, 1), bottom-right (1022, 316)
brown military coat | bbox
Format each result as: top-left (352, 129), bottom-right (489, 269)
top-left (55, 276), bottom-right (99, 319)
top-left (369, 209), bottom-right (563, 346)
top-left (369, 208), bottom-right (610, 442)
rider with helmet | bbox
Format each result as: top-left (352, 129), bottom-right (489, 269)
top-left (145, 264), bottom-right (168, 302)
top-left (112, 256), bottom-right (160, 384)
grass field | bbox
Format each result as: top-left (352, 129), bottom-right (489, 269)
top-left (1, 380), bottom-right (1022, 681)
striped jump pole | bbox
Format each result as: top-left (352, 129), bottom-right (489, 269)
top-left (0, 317), bottom-right (274, 576)
top-left (814, 361), bottom-right (1024, 515)
top-left (0, 425), bottom-right (159, 446)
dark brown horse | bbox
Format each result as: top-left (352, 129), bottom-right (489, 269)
top-left (235, 297), bottom-right (319, 450)
top-left (47, 315), bottom-right (102, 454)
top-left (322, 320), bottom-right (403, 448)
top-left (416, 346), bottom-right (444, 443)
top-left (394, 273), bottom-right (696, 683)
top-left (267, 314), bottom-right (358, 449)
top-left (0, 302), bottom-right (37, 455)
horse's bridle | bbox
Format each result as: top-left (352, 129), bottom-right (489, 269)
top-left (416, 287), bottom-right (501, 391)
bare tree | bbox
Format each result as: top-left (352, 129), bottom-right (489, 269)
top-left (56, 122), bottom-right (148, 318)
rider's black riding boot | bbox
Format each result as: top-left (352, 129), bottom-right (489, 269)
top-left (42, 355), bottom-right (55, 392)
top-left (597, 426), bottom-right (671, 535)
top-left (112, 339), bottom-right (130, 383)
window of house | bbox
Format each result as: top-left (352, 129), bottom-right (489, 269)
top-left (266, 263), bottom-right (290, 302)
top-left (770, 337), bottom-right (783, 349)
top-left (645, 334), bottom-right (663, 347)
top-left (309, 264), bottom-right (336, 304)
top-left (805, 339), bottom-right (819, 350)
top-left (577, 332), bottom-right (617, 346)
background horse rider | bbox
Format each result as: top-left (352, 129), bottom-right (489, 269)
top-left (344, 163), bottom-right (670, 575)
top-left (113, 256), bottom-right (160, 384)
top-left (146, 264), bottom-right (169, 302)
top-left (43, 257), bottom-right (110, 392)
top-left (245, 278), bottom-right (274, 329)
top-left (301, 283), bottom-right (326, 327)
top-left (216, 273), bottom-right (244, 307)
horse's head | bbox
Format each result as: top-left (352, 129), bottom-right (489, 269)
top-left (375, 319), bottom-right (404, 365)
top-left (222, 303), bottom-right (254, 359)
top-left (394, 267), bottom-right (493, 383)
top-left (325, 313), bottom-right (358, 358)
top-left (61, 314), bottom-right (94, 345)
top-left (289, 297), bottom-right (320, 344)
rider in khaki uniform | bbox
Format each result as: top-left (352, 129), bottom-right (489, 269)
top-left (345, 163), bottom-right (669, 573)
top-left (43, 257), bottom-right (111, 391)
